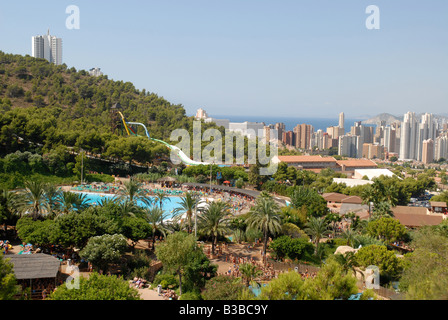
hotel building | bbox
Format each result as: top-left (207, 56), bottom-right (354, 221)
top-left (32, 30), bottom-right (62, 65)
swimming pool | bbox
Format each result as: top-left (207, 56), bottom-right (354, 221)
top-left (78, 192), bottom-right (184, 219)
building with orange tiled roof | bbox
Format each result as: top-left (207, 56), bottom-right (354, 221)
top-left (274, 156), bottom-right (381, 175)
top-left (336, 159), bottom-right (378, 171)
top-left (391, 206), bottom-right (445, 228)
top-left (275, 155), bottom-right (338, 172)
top-left (322, 193), bottom-right (363, 204)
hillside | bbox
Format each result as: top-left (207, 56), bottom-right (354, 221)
top-left (361, 113), bottom-right (402, 125)
top-left (0, 51), bottom-right (223, 159)
top-left (0, 51), bottom-right (231, 189)
top-left (0, 51), bottom-right (193, 140)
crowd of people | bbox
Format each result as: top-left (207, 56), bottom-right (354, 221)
top-left (222, 253), bottom-right (278, 281)
top-left (183, 185), bottom-right (256, 215)
top-left (391, 241), bottom-right (414, 252)
top-left (297, 269), bottom-right (318, 280)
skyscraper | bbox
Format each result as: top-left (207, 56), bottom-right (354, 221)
top-left (422, 139), bottom-right (434, 164)
top-left (382, 125), bottom-right (398, 154)
top-left (32, 30), bottom-right (62, 65)
top-left (282, 131), bottom-right (294, 146)
top-left (293, 124), bottom-right (314, 150)
top-left (399, 112), bottom-right (437, 161)
top-left (311, 130), bottom-right (331, 150)
top-left (399, 112), bottom-right (419, 160)
top-left (338, 112), bottom-right (345, 134)
top-left (417, 113), bottom-right (437, 161)
top-left (435, 135), bottom-right (448, 161)
top-left (350, 121), bottom-right (373, 158)
top-left (338, 134), bottom-right (359, 158)
top-left (275, 123), bottom-right (285, 142)
top-left (326, 126), bottom-right (344, 140)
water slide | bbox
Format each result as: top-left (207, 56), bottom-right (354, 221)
top-left (118, 112), bottom-right (210, 166)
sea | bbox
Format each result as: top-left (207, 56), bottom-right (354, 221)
top-left (211, 115), bottom-right (371, 132)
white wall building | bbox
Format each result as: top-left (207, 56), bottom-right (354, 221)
top-left (332, 178), bottom-right (374, 188)
top-left (399, 112), bottom-right (438, 162)
top-left (89, 67), bottom-right (103, 77)
top-left (32, 30), bottom-right (62, 65)
top-left (353, 168), bottom-right (396, 181)
top-left (338, 112), bottom-right (345, 134)
top-left (435, 135), bottom-right (448, 161)
top-left (399, 112), bottom-right (419, 161)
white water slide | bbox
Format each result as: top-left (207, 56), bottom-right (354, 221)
top-left (118, 112), bottom-right (210, 166)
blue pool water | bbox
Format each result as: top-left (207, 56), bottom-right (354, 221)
top-left (79, 192), bottom-right (184, 219)
top-left (249, 284), bottom-right (268, 297)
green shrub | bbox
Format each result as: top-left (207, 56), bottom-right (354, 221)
top-left (86, 173), bottom-right (114, 183)
top-left (202, 276), bottom-right (245, 300)
top-left (179, 291), bottom-right (203, 300)
top-left (331, 238), bottom-right (349, 247)
top-left (270, 236), bottom-right (314, 261)
top-left (129, 267), bottom-right (151, 281)
top-left (153, 273), bottom-right (178, 289)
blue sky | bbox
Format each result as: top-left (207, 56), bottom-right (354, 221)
top-left (1, 0), bottom-right (447, 119)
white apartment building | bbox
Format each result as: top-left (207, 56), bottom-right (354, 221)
top-left (32, 30), bottom-right (62, 65)
top-left (435, 135), bottom-right (448, 161)
top-left (89, 67), bottom-right (103, 77)
top-left (399, 112), bottom-right (438, 162)
top-left (399, 112), bottom-right (419, 161)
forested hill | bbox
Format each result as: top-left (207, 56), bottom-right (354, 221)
top-left (0, 51), bottom-right (219, 160)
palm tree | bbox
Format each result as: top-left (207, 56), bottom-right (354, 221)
top-left (341, 227), bottom-right (357, 247)
top-left (333, 251), bottom-right (363, 280)
top-left (97, 196), bottom-right (117, 208)
top-left (246, 194), bottom-right (282, 262)
top-left (116, 199), bottom-right (144, 218)
top-left (372, 201), bottom-right (394, 218)
top-left (0, 189), bottom-right (19, 231)
top-left (16, 180), bottom-right (48, 220)
top-left (43, 184), bottom-right (61, 217)
top-left (384, 184), bottom-right (399, 207)
top-left (197, 201), bottom-right (232, 255)
top-left (116, 178), bottom-right (152, 207)
top-left (304, 216), bottom-right (331, 254)
top-left (172, 191), bottom-right (203, 234)
top-left (164, 219), bottom-right (184, 234)
top-left (361, 186), bottom-right (375, 218)
top-left (325, 212), bottom-right (342, 238)
top-left (239, 263), bottom-right (262, 287)
top-left (154, 191), bottom-right (171, 210)
top-left (144, 207), bottom-right (169, 250)
top-left (57, 191), bottom-right (89, 215)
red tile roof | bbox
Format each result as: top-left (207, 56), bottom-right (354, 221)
top-left (322, 193), bottom-right (363, 204)
top-left (336, 159), bottom-right (378, 168)
top-left (430, 201), bottom-right (447, 208)
top-left (391, 206), bottom-right (444, 228)
top-left (278, 155), bottom-right (337, 163)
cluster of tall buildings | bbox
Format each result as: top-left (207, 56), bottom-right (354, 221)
top-left (197, 108), bottom-right (448, 165)
top-left (279, 111), bottom-right (448, 165)
top-left (280, 112), bottom-right (346, 152)
top-left (398, 112), bottom-right (448, 164)
top-left (31, 30), bottom-right (62, 65)
top-left (338, 112), bottom-right (448, 164)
